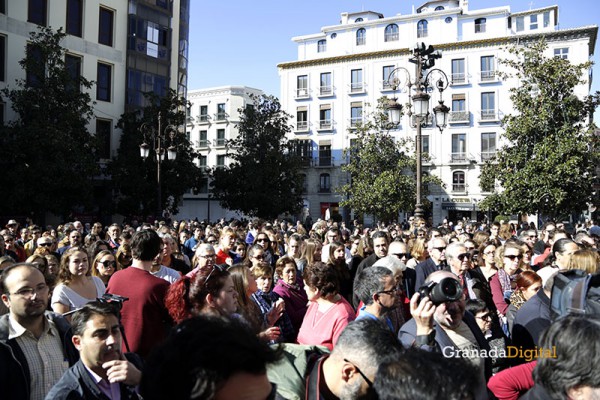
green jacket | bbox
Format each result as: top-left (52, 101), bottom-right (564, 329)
top-left (267, 344), bottom-right (329, 400)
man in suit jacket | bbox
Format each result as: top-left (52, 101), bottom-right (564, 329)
top-left (45, 301), bottom-right (143, 399)
top-left (444, 242), bottom-right (494, 312)
top-left (414, 237), bottom-right (448, 291)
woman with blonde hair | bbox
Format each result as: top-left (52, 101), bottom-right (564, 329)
top-left (298, 238), bottom-right (322, 273)
top-left (91, 249), bottom-right (119, 287)
top-left (406, 238), bottom-right (428, 270)
top-left (51, 247), bottom-right (105, 314)
top-left (567, 249), bottom-right (599, 274)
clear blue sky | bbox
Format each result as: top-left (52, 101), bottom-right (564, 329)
top-left (187, 0), bottom-right (599, 98)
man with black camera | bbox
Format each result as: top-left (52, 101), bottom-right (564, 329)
top-left (398, 271), bottom-right (492, 398)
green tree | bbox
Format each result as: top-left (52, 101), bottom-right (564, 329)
top-left (0, 27), bottom-right (99, 219)
top-left (210, 94), bottom-right (303, 219)
top-left (479, 39), bottom-right (600, 217)
top-left (111, 90), bottom-right (204, 218)
top-left (338, 98), bottom-right (441, 222)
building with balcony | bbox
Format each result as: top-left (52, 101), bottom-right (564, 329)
top-left (177, 85), bottom-right (264, 220)
top-left (0, 0), bottom-right (189, 219)
top-left (278, 0), bottom-right (597, 224)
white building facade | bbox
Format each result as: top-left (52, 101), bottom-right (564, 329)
top-left (176, 85), bottom-right (264, 221)
top-left (278, 0), bottom-right (597, 225)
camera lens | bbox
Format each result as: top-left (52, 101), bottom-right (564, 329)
top-left (441, 279), bottom-right (458, 297)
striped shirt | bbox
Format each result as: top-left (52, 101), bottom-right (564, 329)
top-left (8, 315), bottom-right (69, 400)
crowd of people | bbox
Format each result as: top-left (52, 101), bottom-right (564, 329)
top-left (0, 215), bottom-right (599, 399)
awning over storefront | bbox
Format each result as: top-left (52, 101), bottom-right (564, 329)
top-left (442, 202), bottom-right (477, 211)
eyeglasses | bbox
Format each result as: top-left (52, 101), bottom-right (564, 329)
top-left (39, 242), bottom-right (53, 247)
top-left (456, 253), bottom-right (472, 261)
top-left (504, 254), bottom-right (523, 261)
top-left (256, 238), bottom-right (269, 243)
top-left (10, 283), bottom-right (49, 299)
top-left (377, 287), bottom-right (398, 296)
top-left (392, 253), bottom-right (411, 259)
top-left (99, 260), bottom-right (116, 267)
top-left (343, 359), bottom-right (373, 388)
top-left (433, 247), bottom-right (446, 252)
top-left (253, 254), bottom-right (265, 260)
top-left (198, 254), bottom-right (216, 260)
top-left (476, 313), bottom-right (492, 321)
top-left (207, 240), bottom-right (217, 244)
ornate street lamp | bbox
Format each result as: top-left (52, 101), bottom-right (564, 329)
top-left (385, 42), bottom-right (450, 219)
top-left (139, 112), bottom-right (180, 218)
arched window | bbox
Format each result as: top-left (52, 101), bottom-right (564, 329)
top-left (355, 18), bottom-right (363, 23)
top-left (417, 20), bottom-right (428, 38)
top-left (384, 24), bottom-right (399, 42)
top-left (356, 28), bottom-right (366, 45)
top-left (435, 6), bottom-right (445, 11)
top-left (317, 39), bottom-right (326, 53)
top-left (452, 171), bottom-right (466, 192)
top-left (319, 174), bottom-right (331, 193)
top-left (475, 18), bottom-right (486, 33)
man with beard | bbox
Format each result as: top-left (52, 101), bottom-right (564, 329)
top-left (398, 271), bottom-right (491, 399)
top-left (0, 263), bottom-right (79, 400)
top-left (45, 302), bottom-right (143, 399)
top-left (354, 267), bottom-right (398, 332)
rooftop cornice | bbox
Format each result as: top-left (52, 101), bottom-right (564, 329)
top-left (279, 25), bottom-right (598, 70)
top-left (188, 86), bottom-right (263, 98)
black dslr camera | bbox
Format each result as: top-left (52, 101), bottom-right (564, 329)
top-left (97, 293), bottom-right (129, 311)
top-left (417, 277), bottom-right (463, 306)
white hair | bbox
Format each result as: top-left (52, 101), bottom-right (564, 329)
top-left (373, 255), bottom-right (407, 274)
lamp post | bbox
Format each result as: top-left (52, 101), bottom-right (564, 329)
top-left (386, 42), bottom-right (450, 219)
top-left (139, 112), bottom-right (179, 218)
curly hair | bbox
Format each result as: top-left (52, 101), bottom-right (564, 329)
top-left (274, 255), bottom-right (296, 277)
top-left (57, 247), bottom-right (91, 285)
top-left (303, 261), bottom-right (339, 299)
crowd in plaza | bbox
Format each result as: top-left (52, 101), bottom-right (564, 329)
top-left (0, 214), bottom-right (599, 399)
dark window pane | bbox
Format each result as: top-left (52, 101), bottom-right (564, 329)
top-left (66, 0), bottom-right (83, 37)
top-left (0, 36), bottom-right (5, 82)
top-left (97, 63), bottom-right (112, 101)
top-left (65, 54), bottom-right (81, 93)
top-left (96, 119), bottom-right (112, 159)
top-left (0, 0), bottom-right (6, 14)
top-left (98, 7), bottom-right (114, 46)
top-left (28, 0), bottom-right (47, 26)
top-left (26, 44), bottom-right (44, 87)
